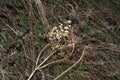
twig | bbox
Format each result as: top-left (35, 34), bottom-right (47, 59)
top-left (27, 68), bottom-right (37, 80)
top-left (53, 45), bottom-right (89, 80)
top-left (37, 50), bottom-right (57, 68)
top-left (36, 43), bottom-right (50, 66)
top-left (5, 24), bottom-right (18, 36)
top-left (27, 50), bottom-right (57, 80)
top-left (39, 43), bottom-right (75, 69)
top-left (39, 58), bottom-right (65, 69)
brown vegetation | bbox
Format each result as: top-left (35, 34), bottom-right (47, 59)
top-left (0, 0), bottom-right (120, 80)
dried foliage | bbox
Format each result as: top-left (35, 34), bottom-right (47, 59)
top-left (0, 0), bottom-right (120, 80)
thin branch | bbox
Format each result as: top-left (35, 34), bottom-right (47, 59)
top-left (5, 24), bottom-right (18, 36)
top-left (27, 50), bottom-right (57, 80)
top-left (36, 43), bottom-right (50, 66)
top-left (27, 68), bottom-right (37, 80)
top-left (39, 43), bottom-right (75, 69)
top-left (53, 45), bottom-right (89, 80)
top-left (37, 50), bottom-right (57, 68)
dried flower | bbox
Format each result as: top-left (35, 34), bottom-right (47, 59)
top-left (48, 20), bottom-right (72, 49)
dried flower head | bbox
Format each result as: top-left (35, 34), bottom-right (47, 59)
top-left (48, 20), bottom-right (72, 49)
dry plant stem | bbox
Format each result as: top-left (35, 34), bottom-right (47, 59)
top-left (39, 43), bottom-right (75, 69)
top-left (5, 24), bottom-right (18, 36)
top-left (27, 68), bottom-right (37, 80)
top-left (53, 46), bottom-right (89, 80)
top-left (39, 58), bottom-right (66, 69)
top-left (27, 50), bottom-right (57, 80)
top-left (36, 43), bottom-right (50, 66)
top-left (34, 0), bottom-right (50, 35)
top-left (37, 50), bottom-right (57, 68)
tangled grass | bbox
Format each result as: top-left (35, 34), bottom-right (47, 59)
top-left (0, 0), bottom-right (120, 80)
